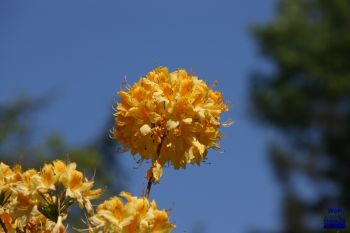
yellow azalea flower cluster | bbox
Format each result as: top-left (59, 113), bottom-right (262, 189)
top-left (0, 160), bottom-right (175, 233)
top-left (114, 67), bottom-right (229, 170)
top-left (88, 192), bottom-right (174, 233)
top-left (0, 160), bottom-right (102, 233)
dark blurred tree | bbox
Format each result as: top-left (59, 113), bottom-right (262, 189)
top-left (250, 0), bottom-right (350, 232)
top-left (0, 95), bottom-right (48, 164)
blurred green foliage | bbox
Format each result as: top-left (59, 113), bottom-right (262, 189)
top-left (250, 0), bottom-right (350, 232)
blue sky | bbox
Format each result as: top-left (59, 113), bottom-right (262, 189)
top-left (0, 1), bottom-right (280, 232)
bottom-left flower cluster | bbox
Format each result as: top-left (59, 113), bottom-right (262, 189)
top-left (0, 160), bottom-right (175, 233)
top-left (0, 160), bottom-right (102, 233)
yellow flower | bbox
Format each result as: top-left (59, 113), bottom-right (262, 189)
top-left (0, 162), bottom-right (13, 185)
top-left (146, 161), bottom-right (163, 184)
top-left (113, 67), bottom-right (229, 169)
top-left (52, 159), bottom-right (68, 180)
top-left (33, 164), bottom-right (56, 192)
top-left (13, 214), bottom-right (68, 233)
top-left (89, 192), bottom-right (175, 233)
top-left (58, 161), bottom-right (102, 210)
top-left (0, 162), bottom-right (16, 208)
top-left (0, 160), bottom-right (102, 232)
